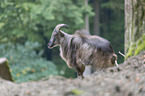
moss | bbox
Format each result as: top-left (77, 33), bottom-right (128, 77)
top-left (142, 34), bottom-right (145, 40)
top-left (70, 89), bottom-right (83, 96)
top-left (134, 34), bottom-right (145, 55)
top-left (126, 34), bottom-right (145, 59)
top-left (5, 60), bottom-right (15, 82)
top-left (125, 48), bottom-right (134, 59)
top-left (137, 39), bottom-right (142, 45)
top-left (134, 39), bottom-right (145, 55)
top-left (125, 43), bottom-right (136, 59)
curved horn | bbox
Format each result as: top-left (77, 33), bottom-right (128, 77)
top-left (54, 24), bottom-right (69, 33)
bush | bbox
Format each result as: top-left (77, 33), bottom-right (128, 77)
top-left (0, 42), bottom-right (58, 83)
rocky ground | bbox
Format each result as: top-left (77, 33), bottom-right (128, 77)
top-left (0, 52), bottom-right (145, 96)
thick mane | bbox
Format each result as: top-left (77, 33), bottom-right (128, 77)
top-left (74, 30), bottom-right (91, 36)
top-left (82, 36), bottom-right (114, 53)
top-left (74, 31), bottom-right (114, 53)
top-left (60, 36), bottom-right (78, 68)
top-left (67, 37), bottom-right (77, 67)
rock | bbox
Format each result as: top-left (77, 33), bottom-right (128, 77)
top-left (0, 58), bottom-right (13, 81)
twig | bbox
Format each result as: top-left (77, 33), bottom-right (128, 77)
top-left (115, 60), bottom-right (119, 66)
top-left (118, 51), bottom-right (125, 57)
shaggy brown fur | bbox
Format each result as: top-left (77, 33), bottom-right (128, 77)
top-left (48, 24), bottom-right (117, 78)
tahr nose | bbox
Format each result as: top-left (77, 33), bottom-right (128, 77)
top-left (47, 43), bottom-right (49, 48)
top-left (47, 42), bottom-right (51, 48)
top-left (48, 41), bottom-right (53, 48)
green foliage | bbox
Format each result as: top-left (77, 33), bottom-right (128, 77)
top-left (0, 42), bottom-right (58, 83)
top-left (0, 0), bottom-right (94, 44)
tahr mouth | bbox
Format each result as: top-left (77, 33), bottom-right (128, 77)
top-left (48, 45), bottom-right (53, 49)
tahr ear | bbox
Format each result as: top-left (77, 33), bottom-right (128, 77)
top-left (59, 30), bottom-right (65, 37)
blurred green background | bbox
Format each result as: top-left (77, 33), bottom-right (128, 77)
top-left (0, 0), bottom-right (124, 82)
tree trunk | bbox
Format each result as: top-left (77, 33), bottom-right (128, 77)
top-left (93, 0), bottom-right (100, 35)
top-left (125, 0), bottom-right (145, 58)
top-left (0, 58), bottom-right (13, 81)
top-left (84, 0), bottom-right (90, 32)
top-left (83, 0), bottom-right (92, 76)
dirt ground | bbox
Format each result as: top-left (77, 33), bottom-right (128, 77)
top-left (0, 52), bottom-right (145, 96)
